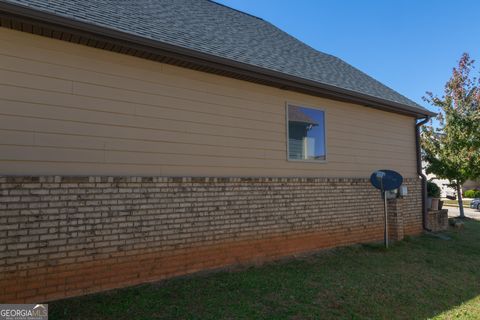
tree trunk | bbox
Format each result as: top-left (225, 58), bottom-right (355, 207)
top-left (457, 183), bottom-right (465, 218)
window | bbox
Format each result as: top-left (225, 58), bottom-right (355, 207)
top-left (287, 104), bottom-right (326, 161)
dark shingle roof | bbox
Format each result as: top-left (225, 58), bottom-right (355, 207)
top-left (2, 0), bottom-right (431, 115)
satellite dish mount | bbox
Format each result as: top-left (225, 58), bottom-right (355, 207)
top-left (370, 169), bottom-right (403, 248)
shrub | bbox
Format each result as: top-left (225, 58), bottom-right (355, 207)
top-left (464, 189), bottom-right (480, 198)
top-left (465, 190), bottom-right (475, 198)
top-left (427, 181), bottom-right (441, 198)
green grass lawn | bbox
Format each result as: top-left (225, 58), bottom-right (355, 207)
top-left (443, 199), bottom-right (472, 207)
top-left (49, 220), bottom-right (480, 320)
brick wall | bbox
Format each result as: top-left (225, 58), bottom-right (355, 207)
top-left (427, 209), bottom-right (449, 232)
top-left (0, 176), bottom-right (422, 302)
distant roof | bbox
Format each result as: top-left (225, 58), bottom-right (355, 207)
top-left (0, 0), bottom-right (435, 117)
top-left (288, 106), bottom-right (319, 126)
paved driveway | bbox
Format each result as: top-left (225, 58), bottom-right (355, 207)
top-left (446, 206), bottom-right (480, 220)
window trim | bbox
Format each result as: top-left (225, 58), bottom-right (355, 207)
top-left (285, 102), bottom-right (327, 163)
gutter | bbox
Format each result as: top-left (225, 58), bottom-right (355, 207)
top-left (0, 1), bottom-right (436, 119)
top-left (415, 117), bottom-right (431, 231)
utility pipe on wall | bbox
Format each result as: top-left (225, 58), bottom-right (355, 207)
top-left (415, 116), bottom-right (431, 231)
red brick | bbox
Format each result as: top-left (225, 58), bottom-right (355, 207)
top-left (0, 176), bottom-right (422, 302)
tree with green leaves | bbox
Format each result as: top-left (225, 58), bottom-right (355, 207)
top-left (422, 53), bottom-right (480, 218)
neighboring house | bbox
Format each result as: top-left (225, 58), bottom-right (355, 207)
top-left (423, 162), bottom-right (455, 198)
top-left (463, 179), bottom-right (480, 192)
top-left (426, 174), bottom-right (455, 198)
top-left (429, 177), bottom-right (479, 198)
top-left (0, 0), bottom-right (435, 303)
top-left (423, 161), bottom-right (480, 197)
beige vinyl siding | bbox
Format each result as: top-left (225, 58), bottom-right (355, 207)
top-left (0, 27), bottom-right (418, 178)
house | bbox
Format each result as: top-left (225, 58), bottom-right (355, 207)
top-left (423, 161), bottom-right (480, 198)
top-left (0, 0), bottom-right (436, 303)
top-left (463, 179), bottom-right (480, 193)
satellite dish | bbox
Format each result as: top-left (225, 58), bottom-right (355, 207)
top-left (369, 169), bottom-right (403, 249)
top-left (370, 169), bottom-right (403, 191)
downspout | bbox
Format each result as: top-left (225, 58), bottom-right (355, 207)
top-left (415, 117), bottom-right (430, 231)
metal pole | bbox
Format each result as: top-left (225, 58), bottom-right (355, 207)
top-left (375, 171), bottom-right (388, 249)
top-left (384, 191), bottom-right (388, 248)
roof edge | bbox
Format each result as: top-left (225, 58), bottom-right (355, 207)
top-left (0, 1), bottom-right (436, 118)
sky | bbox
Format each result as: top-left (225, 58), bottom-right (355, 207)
top-left (215, 0), bottom-right (480, 115)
